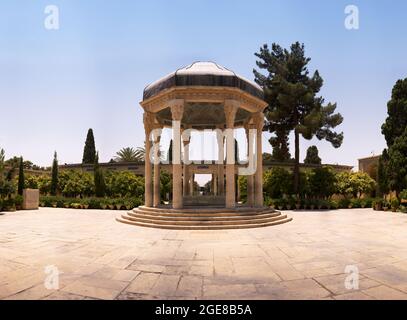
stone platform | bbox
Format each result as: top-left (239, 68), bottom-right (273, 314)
top-left (116, 206), bottom-right (292, 230)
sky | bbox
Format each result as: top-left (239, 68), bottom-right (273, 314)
top-left (1, 0), bottom-right (407, 178)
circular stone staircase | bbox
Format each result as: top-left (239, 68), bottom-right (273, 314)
top-left (116, 206), bottom-right (292, 230)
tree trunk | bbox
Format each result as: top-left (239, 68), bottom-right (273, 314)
top-left (294, 128), bottom-right (300, 195)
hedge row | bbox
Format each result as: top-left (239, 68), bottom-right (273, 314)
top-left (39, 196), bottom-right (143, 210)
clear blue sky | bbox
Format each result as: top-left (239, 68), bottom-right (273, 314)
top-left (1, 0), bottom-right (406, 171)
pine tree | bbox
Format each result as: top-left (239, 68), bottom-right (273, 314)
top-left (50, 152), bottom-right (58, 196)
top-left (254, 42), bottom-right (343, 193)
top-left (94, 152), bottom-right (106, 197)
top-left (270, 127), bottom-right (291, 162)
top-left (304, 146), bottom-right (322, 164)
top-left (18, 157), bottom-right (25, 195)
top-left (82, 129), bottom-right (96, 164)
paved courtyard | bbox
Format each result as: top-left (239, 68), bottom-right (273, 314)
top-left (1, 208), bottom-right (407, 300)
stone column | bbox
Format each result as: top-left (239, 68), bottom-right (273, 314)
top-left (224, 100), bottom-right (239, 208)
top-left (153, 128), bottom-right (162, 207)
top-left (211, 174), bottom-right (216, 195)
top-left (245, 126), bottom-right (255, 207)
top-left (189, 171), bottom-right (194, 196)
top-left (254, 113), bottom-right (264, 207)
top-left (216, 128), bottom-right (225, 196)
top-left (170, 100), bottom-right (184, 209)
top-left (143, 112), bottom-right (154, 207)
top-left (182, 132), bottom-right (191, 197)
top-left (214, 172), bottom-right (218, 196)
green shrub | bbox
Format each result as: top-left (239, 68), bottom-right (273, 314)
top-left (263, 168), bottom-right (293, 199)
top-left (400, 189), bottom-right (407, 204)
top-left (360, 198), bottom-right (373, 208)
top-left (338, 198), bottom-right (350, 209)
top-left (308, 167), bottom-right (337, 198)
top-left (88, 198), bottom-right (102, 209)
top-left (329, 200), bottom-right (339, 209)
top-left (2, 198), bottom-right (16, 211)
top-left (350, 198), bottom-right (361, 208)
top-left (14, 195), bottom-right (23, 207)
top-left (372, 198), bottom-right (383, 210)
top-left (391, 198), bottom-right (400, 211)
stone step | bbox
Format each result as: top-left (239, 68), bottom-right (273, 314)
top-left (133, 207), bottom-right (275, 218)
top-left (136, 205), bottom-right (268, 214)
top-left (127, 210), bottom-right (281, 221)
top-left (121, 212), bottom-right (288, 226)
top-left (116, 216), bottom-right (293, 230)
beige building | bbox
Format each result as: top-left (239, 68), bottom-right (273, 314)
top-left (358, 155), bottom-right (380, 173)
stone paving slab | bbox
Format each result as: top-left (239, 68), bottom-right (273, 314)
top-left (1, 208), bottom-right (407, 300)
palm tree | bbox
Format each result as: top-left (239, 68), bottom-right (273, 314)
top-left (134, 147), bottom-right (146, 162)
top-left (115, 147), bottom-right (142, 162)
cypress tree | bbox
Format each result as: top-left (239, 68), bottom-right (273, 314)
top-left (18, 157), bottom-right (25, 195)
top-left (50, 152), bottom-right (58, 196)
top-left (381, 78), bottom-right (407, 147)
top-left (82, 129), bottom-right (96, 164)
top-left (94, 152), bottom-right (106, 197)
top-left (304, 146), bottom-right (322, 164)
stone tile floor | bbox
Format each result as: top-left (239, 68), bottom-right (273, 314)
top-left (1, 208), bottom-right (407, 300)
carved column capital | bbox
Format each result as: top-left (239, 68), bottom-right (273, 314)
top-left (143, 112), bottom-right (155, 134)
top-left (252, 112), bottom-right (264, 131)
top-left (224, 100), bottom-right (240, 128)
top-left (169, 99), bottom-right (185, 121)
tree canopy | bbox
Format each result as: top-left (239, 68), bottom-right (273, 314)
top-left (254, 42), bottom-right (343, 193)
top-left (381, 78), bottom-right (407, 146)
top-left (82, 129), bottom-right (96, 164)
top-left (115, 147), bottom-right (144, 162)
top-left (304, 146), bottom-right (321, 164)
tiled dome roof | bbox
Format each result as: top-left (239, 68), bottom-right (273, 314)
top-left (143, 62), bottom-right (263, 100)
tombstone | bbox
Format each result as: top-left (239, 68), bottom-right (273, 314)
top-left (22, 189), bottom-right (39, 210)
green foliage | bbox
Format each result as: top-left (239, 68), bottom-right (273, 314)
top-left (238, 176), bottom-right (247, 203)
top-left (39, 196), bottom-right (143, 210)
top-left (18, 157), bottom-right (25, 195)
top-left (50, 152), bottom-right (58, 196)
top-left (94, 153), bottom-right (106, 197)
top-left (25, 175), bottom-right (38, 189)
top-left (304, 146), bottom-right (321, 164)
top-left (400, 189), bottom-right (407, 201)
top-left (336, 171), bottom-right (376, 198)
top-left (58, 170), bottom-right (94, 198)
top-left (269, 128), bottom-right (291, 162)
top-left (308, 167), bottom-right (336, 198)
top-left (263, 168), bottom-right (293, 198)
top-left (160, 171), bottom-right (171, 201)
top-left (82, 129), bottom-right (96, 164)
top-left (254, 42), bottom-right (343, 193)
top-left (381, 78), bottom-right (407, 147)
top-left (115, 147), bottom-right (144, 162)
top-left (104, 171), bottom-right (144, 198)
top-left (0, 148), bottom-right (15, 200)
top-left (391, 198), bottom-right (400, 210)
top-left (386, 128), bottom-right (407, 193)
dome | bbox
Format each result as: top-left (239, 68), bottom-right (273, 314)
top-left (143, 61), bottom-right (263, 101)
